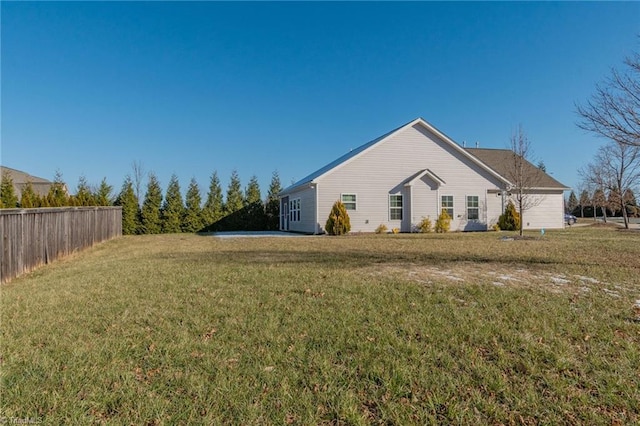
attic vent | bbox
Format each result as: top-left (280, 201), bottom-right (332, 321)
top-left (475, 141), bottom-right (479, 148)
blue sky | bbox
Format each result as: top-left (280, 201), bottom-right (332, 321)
top-left (2, 1), bottom-right (639, 199)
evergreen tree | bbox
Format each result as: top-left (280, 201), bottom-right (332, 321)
top-left (161, 174), bottom-right (184, 233)
top-left (498, 200), bottom-right (520, 231)
top-left (183, 177), bottom-right (203, 232)
top-left (94, 178), bottom-right (113, 206)
top-left (579, 190), bottom-right (591, 218)
top-left (20, 181), bottom-right (40, 208)
top-left (202, 171), bottom-right (224, 228)
top-left (265, 171), bottom-right (282, 230)
top-left (225, 170), bottom-right (244, 215)
top-left (73, 175), bottom-right (94, 206)
top-left (140, 172), bottom-right (163, 234)
top-left (608, 189), bottom-right (623, 216)
top-left (567, 191), bottom-right (579, 214)
top-left (115, 175), bottom-right (140, 235)
top-left (244, 175), bottom-right (265, 230)
top-left (623, 188), bottom-right (636, 206)
top-left (0, 170), bottom-right (19, 208)
top-left (593, 188), bottom-right (608, 221)
top-left (623, 188), bottom-right (638, 217)
top-left (435, 209), bottom-right (452, 233)
top-left (325, 200), bottom-right (351, 235)
top-left (46, 170), bottom-right (69, 207)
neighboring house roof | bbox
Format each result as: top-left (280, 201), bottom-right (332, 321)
top-left (281, 117), bottom-right (512, 195)
top-left (464, 148), bottom-right (569, 190)
top-left (1, 166), bottom-right (54, 198)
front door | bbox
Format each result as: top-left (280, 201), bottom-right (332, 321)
top-left (280, 196), bottom-right (289, 231)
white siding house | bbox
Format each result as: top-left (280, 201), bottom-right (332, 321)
top-left (279, 118), bottom-right (569, 234)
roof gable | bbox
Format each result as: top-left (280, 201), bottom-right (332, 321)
top-left (281, 117), bottom-right (511, 194)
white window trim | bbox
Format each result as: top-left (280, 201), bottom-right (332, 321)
top-left (441, 195), bottom-right (454, 218)
top-left (389, 194), bottom-right (403, 221)
top-left (466, 195), bottom-right (479, 221)
top-left (341, 193), bottom-right (357, 211)
top-left (289, 198), bottom-right (301, 222)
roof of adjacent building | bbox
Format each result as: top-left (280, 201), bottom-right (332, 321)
top-left (465, 148), bottom-right (569, 190)
top-left (280, 118), bottom-right (568, 195)
top-left (1, 166), bottom-right (54, 197)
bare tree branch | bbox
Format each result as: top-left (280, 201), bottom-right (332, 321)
top-left (506, 125), bottom-right (544, 236)
top-left (576, 50), bottom-right (640, 147)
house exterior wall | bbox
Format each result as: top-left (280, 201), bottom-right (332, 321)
top-left (510, 190), bottom-right (565, 230)
top-left (280, 185), bottom-right (318, 233)
top-left (314, 123), bottom-right (505, 233)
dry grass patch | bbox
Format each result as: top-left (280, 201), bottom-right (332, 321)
top-left (1, 227), bottom-right (639, 424)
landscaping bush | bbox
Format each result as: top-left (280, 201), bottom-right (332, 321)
top-left (417, 217), bottom-right (433, 233)
top-left (375, 224), bottom-right (388, 234)
top-left (325, 200), bottom-right (351, 235)
top-left (498, 200), bottom-right (520, 231)
top-left (434, 209), bottom-right (451, 233)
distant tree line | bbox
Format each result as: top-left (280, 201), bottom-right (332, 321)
top-left (565, 187), bottom-right (638, 220)
top-left (0, 168), bottom-right (283, 235)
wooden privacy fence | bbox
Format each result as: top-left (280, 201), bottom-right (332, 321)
top-left (0, 207), bottom-right (122, 283)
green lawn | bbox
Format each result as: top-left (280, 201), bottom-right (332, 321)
top-left (1, 227), bottom-right (639, 425)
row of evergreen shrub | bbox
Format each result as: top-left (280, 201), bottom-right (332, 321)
top-left (0, 169), bottom-right (283, 234)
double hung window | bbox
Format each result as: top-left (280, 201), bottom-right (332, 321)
top-left (389, 195), bottom-right (403, 220)
top-left (467, 196), bottom-right (479, 220)
top-left (441, 195), bottom-right (454, 217)
top-left (289, 198), bottom-right (300, 222)
top-left (341, 194), bottom-right (357, 211)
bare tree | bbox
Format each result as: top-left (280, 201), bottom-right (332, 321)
top-left (576, 49), bottom-right (640, 147)
top-left (131, 160), bottom-right (145, 206)
top-left (506, 125), bottom-right (543, 236)
top-left (580, 141), bottom-right (640, 229)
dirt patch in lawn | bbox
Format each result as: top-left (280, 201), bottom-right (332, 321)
top-left (368, 261), bottom-right (633, 298)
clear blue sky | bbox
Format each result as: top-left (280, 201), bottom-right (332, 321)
top-left (2, 1), bottom-right (639, 199)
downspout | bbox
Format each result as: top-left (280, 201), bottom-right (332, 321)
top-left (313, 183), bottom-right (319, 235)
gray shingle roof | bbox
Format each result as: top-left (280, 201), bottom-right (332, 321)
top-left (1, 166), bottom-right (54, 198)
top-left (464, 148), bottom-right (569, 189)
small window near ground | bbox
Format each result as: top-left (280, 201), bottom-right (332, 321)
top-left (441, 195), bottom-right (454, 217)
top-left (467, 196), bottom-right (479, 220)
top-left (289, 198), bottom-right (301, 222)
top-left (389, 194), bottom-right (403, 220)
top-left (341, 194), bottom-right (357, 210)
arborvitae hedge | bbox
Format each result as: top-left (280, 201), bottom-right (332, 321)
top-left (161, 174), bottom-right (184, 233)
top-left (140, 173), bottom-right (163, 234)
top-left (183, 177), bottom-right (203, 233)
top-left (116, 176), bottom-right (140, 235)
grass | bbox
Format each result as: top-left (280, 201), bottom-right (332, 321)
top-left (1, 226), bottom-right (639, 425)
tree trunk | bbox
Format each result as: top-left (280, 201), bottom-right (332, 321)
top-left (621, 199), bottom-right (629, 229)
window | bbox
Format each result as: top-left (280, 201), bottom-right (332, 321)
top-left (389, 194), bottom-right (403, 220)
top-left (289, 198), bottom-right (300, 222)
top-left (467, 196), bottom-right (479, 220)
top-left (441, 195), bottom-right (454, 218)
top-left (341, 194), bottom-right (357, 210)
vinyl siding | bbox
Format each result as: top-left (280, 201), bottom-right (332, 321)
top-left (316, 123), bottom-right (505, 233)
top-left (284, 185), bottom-right (318, 234)
top-left (511, 190), bottom-right (565, 230)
